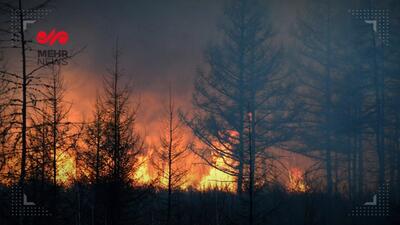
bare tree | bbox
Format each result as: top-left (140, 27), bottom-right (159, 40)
top-left (23, 65), bottom-right (81, 225)
top-left (152, 86), bottom-right (189, 225)
top-left (43, 66), bottom-right (79, 186)
top-left (293, 0), bottom-right (342, 197)
top-left (0, 0), bottom-right (83, 188)
top-left (101, 41), bottom-right (143, 225)
top-left (79, 94), bottom-right (106, 224)
top-left (0, 67), bottom-right (12, 176)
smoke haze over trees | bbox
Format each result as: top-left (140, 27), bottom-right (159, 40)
top-left (0, 0), bottom-right (399, 225)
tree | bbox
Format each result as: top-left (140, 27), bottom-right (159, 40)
top-left (44, 66), bottom-right (80, 188)
top-left (0, 67), bottom-right (12, 176)
top-left (101, 41), bottom-right (143, 225)
top-left (151, 86), bottom-right (189, 225)
top-left (384, 0), bottom-right (400, 200)
top-left (293, 0), bottom-right (341, 197)
top-left (0, 0), bottom-right (82, 188)
top-left (81, 96), bottom-right (106, 181)
top-left (183, 0), bottom-right (293, 197)
top-left (333, 3), bottom-right (372, 199)
top-left (79, 94), bottom-right (107, 224)
top-left (23, 65), bottom-right (81, 225)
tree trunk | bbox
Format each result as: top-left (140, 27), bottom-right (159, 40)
top-left (94, 106), bottom-right (101, 224)
top-left (167, 89), bottom-right (173, 225)
top-left (237, 116), bottom-right (244, 194)
top-left (357, 133), bottom-right (364, 197)
top-left (248, 108), bottom-right (255, 225)
top-left (52, 68), bottom-right (58, 188)
top-left (18, 0), bottom-right (27, 187)
top-left (347, 136), bottom-right (352, 200)
top-left (325, 0), bottom-right (333, 197)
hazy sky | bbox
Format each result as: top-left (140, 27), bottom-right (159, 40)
top-left (47, 0), bottom-right (224, 128)
top-left (0, 0), bottom-right (324, 184)
top-left (13, 0), bottom-right (297, 133)
top-left (2, 0), bottom-right (300, 144)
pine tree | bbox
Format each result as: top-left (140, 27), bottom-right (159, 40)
top-left (183, 0), bottom-right (292, 196)
top-left (152, 86), bottom-right (189, 225)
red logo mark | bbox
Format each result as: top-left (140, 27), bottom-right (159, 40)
top-left (36, 29), bottom-right (69, 46)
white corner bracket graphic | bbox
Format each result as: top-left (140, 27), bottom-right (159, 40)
top-left (11, 185), bottom-right (51, 217)
top-left (364, 20), bottom-right (377, 32)
top-left (348, 9), bottom-right (390, 46)
top-left (22, 20), bottom-right (36, 31)
top-left (348, 182), bottom-right (390, 217)
top-left (23, 194), bottom-right (36, 206)
top-left (363, 194), bottom-right (377, 206)
top-left (9, 9), bottom-right (52, 46)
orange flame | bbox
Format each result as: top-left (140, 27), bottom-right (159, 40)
top-left (198, 157), bottom-right (235, 191)
top-left (197, 130), bottom-right (238, 192)
top-left (287, 167), bottom-right (309, 193)
top-left (134, 156), bottom-right (152, 183)
top-left (57, 153), bottom-right (76, 185)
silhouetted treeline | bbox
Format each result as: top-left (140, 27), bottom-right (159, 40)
top-left (0, 0), bottom-right (399, 225)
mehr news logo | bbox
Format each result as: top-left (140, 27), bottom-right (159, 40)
top-left (10, 9), bottom-right (70, 65)
top-left (36, 28), bottom-right (69, 65)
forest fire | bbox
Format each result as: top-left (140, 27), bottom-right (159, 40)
top-left (52, 137), bottom-right (237, 190)
top-left (57, 154), bottom-right (76, 185)
top-left (287, 167), bottom-right (309, 193)
top-left (198, 157), bottom-right (235, 191)
top-left (134, 156), bottom-right (152, 184)
top-left (194, 131), bottom-right (238, 191)
top-left (56, 151), bottom-right (309, 194)
top-left (133, 154), bottom-right (236, 191)
top-left (1, 0), bottom-right (398, 224)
